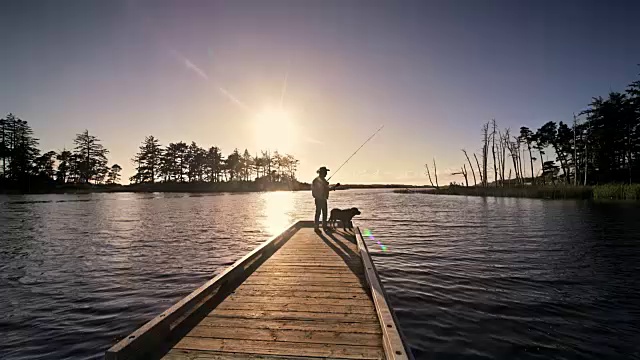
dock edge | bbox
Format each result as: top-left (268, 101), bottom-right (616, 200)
top-left (355, 224), bottom-right (414, 360)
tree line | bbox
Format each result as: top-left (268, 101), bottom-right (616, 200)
top-left (427, 67), bottom-right (640, 187)
top-left (129, 136), bottom-right (299, 184)
top-left (0, 114), bottom-right (300, 192)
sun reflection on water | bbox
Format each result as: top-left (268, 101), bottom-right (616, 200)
top-left (260, 191), bottom-right (296, 236)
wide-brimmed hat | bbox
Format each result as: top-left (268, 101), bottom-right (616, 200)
top-left (317, 166), bottom-right (330, 173)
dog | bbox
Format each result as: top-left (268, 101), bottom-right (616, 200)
top-left (328, 207), bottom-right (361, 230)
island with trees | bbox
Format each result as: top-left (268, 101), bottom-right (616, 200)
top-left (0, 116), bottom-right (304, 194)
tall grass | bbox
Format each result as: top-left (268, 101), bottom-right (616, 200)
top-left (593, 184), bottom-right (640, 200)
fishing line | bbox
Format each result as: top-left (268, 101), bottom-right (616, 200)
top-left (328, 125), bottom-right (384, 181)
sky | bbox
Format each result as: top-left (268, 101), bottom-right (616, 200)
top-left (2, 0), bottom-right (640, 185)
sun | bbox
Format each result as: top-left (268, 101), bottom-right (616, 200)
top-left (253, 106), bottom-right (297, 152)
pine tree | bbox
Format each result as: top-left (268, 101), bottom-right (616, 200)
top-left (34, 151), bottom-right (57, 179)
top-left (131, 136), bottom-right (163, 183)
top-left (242, 149), bottom-right (253, 181)
top-left (56, 150), bottom-right (73, 183)
top-left (226, 149), bottom-right (242, 181)
top-left (205, 146), bottom-right (223, 182)
top-left (107, 164), bottom-right (122, 184)
top-left (72, 130), bottom-right (109, 184)
top-left (186, 142), bottom-right (206, 182)
top-left (2, 114), bottom-right (40, 181)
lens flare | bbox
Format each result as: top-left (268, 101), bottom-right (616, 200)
top-left (362, 228), bottom-right (387, 252)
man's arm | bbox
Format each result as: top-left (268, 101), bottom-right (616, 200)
top-left (330, 182), bottom-right (341, 190)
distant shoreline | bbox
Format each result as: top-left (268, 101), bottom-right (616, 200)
top-left (1, 182), bottom-right (431, 195)
top-left (394, 184), bottom-right (640, 200)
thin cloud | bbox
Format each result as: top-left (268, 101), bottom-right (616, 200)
top-left (280, 69), bottom-right (289, 108)
top-left (184, 58), bottom-right (209, 80)
top-left (171, 50), bottom-right (209, 80)
top-left (218, 86), bottom-right (250, 112)
top-left (305, 137), bottom-right (324, 145)
top-left (170, 49), bottom-right (251, 112)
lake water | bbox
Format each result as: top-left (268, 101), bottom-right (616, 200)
top-left (1, 190), bottom-right (639, 359)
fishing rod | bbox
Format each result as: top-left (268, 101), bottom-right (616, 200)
top-left (328, 125), bottom-right (384, 181)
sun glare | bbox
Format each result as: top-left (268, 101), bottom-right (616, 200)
top-left (261, 191), bottom-right (295, 236)
top-left (253, 107), bottom-right (297, 153)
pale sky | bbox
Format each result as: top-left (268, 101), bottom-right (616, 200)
top-left (2, 0), bottom-right (640, 185)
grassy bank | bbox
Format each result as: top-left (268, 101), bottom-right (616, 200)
top-left (393, 188), bottom-right (435, 194)
top-left (432, 185), bottom-right (592, 199)
top-left (399, 184), bottom-right (640, 200)
top-left (592, 184), bottom-right (640, 200)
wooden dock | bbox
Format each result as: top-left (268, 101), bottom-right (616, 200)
top-left (106, 221), bottom-right (411, 360)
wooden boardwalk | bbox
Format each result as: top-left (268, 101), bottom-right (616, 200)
top-left (106, 222), bottom-right (411, 360)
top-left (165, 227), bottom-right (382, 359)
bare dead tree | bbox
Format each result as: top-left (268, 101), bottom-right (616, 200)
top-left (474, 153), bottom-right (483, 186)
top-left (507, 140), bottom-right (520, 183)
top-left (516, 136), bottom-right (525, 184)
top-left (500, 129), bottom-right (509, 185)
top-left (462, 164), bottom-right (469, 187)
top-left (462, 149), bottom-right (477, 186)
top-left (584, 120), bottom-right (590, 186)
top-left (573, 113), bottom-right (579, 186)
top-left (495, 130), bottom-right (502, 186)
top-left (491, 119), bottom-right (498, 187)
top-left (433, 158), bottom-right (439, 188)
top-left (519, 140), bottom-right (525, 183)
top-left (424, 162), bottom-right (435, 188)
top-left (481, 122), bottom-right (490, 187)
top-left (451, 165), bottom-right (469, 187)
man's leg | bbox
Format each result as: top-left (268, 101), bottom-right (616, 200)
top-left (314, 198), bottom-right (321, 229)
top-left (321, 199), bottom-right (328, 230)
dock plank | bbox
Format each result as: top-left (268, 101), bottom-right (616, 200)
top-left (199, 317), bottom-right (382, 334)
top-left (249, 273), bottom-right (364, 281)
top-left (224, 295), bottom-right (369, 306)
top-left (232, 284), bottom-right (368, 294)
top-left (242, 279), bottom-right (365, 287)
top-left (173, 337), bottom-right (384, 359)
top-left (164, 349), bottom-right (321, 360)
top-left (186, 326), bottom-right (381, 346)
top-left (230, 289), bottom-right (371, 300)
top-left (254, 268), bottom-right (366, 277)
top-left (261, 262), bottom-right (363, 267)
top-left (217, 301), bottom-right (376, 315)
top-left (208, 309), bottom-right (379, 322)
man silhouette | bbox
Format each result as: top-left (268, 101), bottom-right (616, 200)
top-left (312, 166), bottom-right (339, 232)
